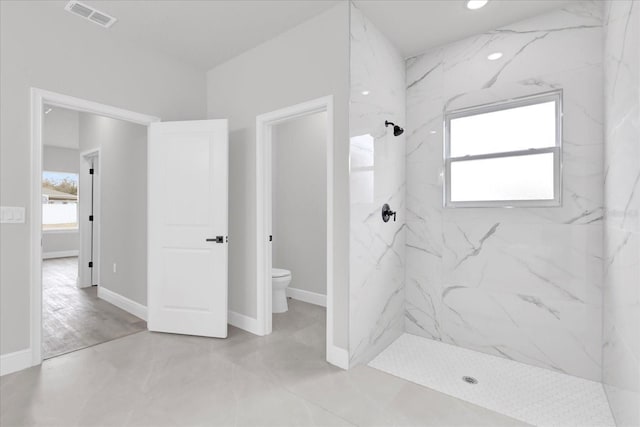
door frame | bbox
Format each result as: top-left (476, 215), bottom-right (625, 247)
top-left (78, 148), bottom-right (100, 288)
top-left (30, 88), bottom-right (159, 366)
top-left (256, 95), bottom-right (344, 368)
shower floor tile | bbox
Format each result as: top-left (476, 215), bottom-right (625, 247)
top-left (369, 333), bottom-right (615, 427)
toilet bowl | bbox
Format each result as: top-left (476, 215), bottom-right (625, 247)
top-left (272, 268), bottom-right (292, 313)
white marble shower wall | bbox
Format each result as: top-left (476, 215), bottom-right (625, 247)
top-left (603, 1), bottom-right (640, 425)
top-left (405, 1), bottom-right (605, 381)
top-left (349, 3), bottom-right (406, 366)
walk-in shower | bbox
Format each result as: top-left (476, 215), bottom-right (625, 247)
top-left (349, 1), bottom-right (639, 426)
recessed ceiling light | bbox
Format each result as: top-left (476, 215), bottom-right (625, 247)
top-left (466, 0), bottom-right (488, 10)
top-left (361, 90), bottom-right (370, 96)
top-left (44, 108), bottom-right (52, 115)
top-left (487, 52), bottom-right (503, 61)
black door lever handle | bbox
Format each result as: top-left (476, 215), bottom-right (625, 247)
top-left (206, 236), bottom-right (224, 243)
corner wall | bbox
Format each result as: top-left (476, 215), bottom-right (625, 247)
top-left (206, 3), bottom-right (350, 351)
top-left (79, 113), bottom-right (148, 307)
top-left (602, 1), bottom-right (640, 424)
top-left (349, 4), bottom-right (406, 366)
top-left (404, 2), bottom-right (605, 381)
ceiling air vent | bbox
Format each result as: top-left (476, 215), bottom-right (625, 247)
top-left (68, 1), bottom-right (92, 18)
top-left (64, 1), bottom-right (117, 28)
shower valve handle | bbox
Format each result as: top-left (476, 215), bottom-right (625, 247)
top-left (381, 204), bottom-right (396, 223)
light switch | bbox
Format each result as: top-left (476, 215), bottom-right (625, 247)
top-left (1, 206), bottom-right (26, 224)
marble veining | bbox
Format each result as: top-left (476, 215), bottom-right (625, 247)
top-left (405, 1), bottom-right (605, 382)
top-left (602, 1), bottom-right (640, 425)
top-left (349, 3), bottom-right (406, 367)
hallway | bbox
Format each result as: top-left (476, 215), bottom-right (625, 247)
top-left (42, 257), bottom-right (146, 359)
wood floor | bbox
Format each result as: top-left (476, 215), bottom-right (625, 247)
top-left (42, 257), bottom-right (147, 359)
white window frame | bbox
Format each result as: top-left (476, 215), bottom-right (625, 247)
top-left (42, 170), bottom-right (80, 231)
top-left (443, 90), bottom-right (563, 208)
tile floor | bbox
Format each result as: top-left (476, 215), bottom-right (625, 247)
top-left (42, 257), bottom-right (147, 359)
top-left (370, 334), bottom-right (615, 427)
top-left (1, 300), bottom-right (527, 426)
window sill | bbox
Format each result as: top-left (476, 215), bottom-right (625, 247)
top-left (43, 228), bottom-right (79, 234)
top-left (444, 199), bottom-right (561, 209)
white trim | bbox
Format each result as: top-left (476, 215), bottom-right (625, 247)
top-left (97, 287), bottom-right (147, 321)
top-left (326, 345), bottom-right (349, 370)
top-left (78, 149), bottom-right (101, 288)
top-left (42, 250), bottom-right (79, 259)
top-left (30, 88), bottom-right (159, 370)
top-left (286, 287), bottom-right (327, 307)
top-left (0, 348), bottom-right (33, 376)
top-left (36, 89), bottom-right (160, 126)
top-left (227, 311), bottom-right (262, 336)
top-left (255, 96), bottom-right (341, 368)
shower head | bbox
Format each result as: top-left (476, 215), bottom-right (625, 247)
top-left (385, 120), bottom-right (404, 137)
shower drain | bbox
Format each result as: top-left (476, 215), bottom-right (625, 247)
top-left (462, 376), bottom-right (478, 384)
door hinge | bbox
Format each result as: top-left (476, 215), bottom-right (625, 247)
top-left (89, 215), bottom-right (93, 221)
top-left (269, 235), bottom-right (273, 242)
top-left (88, 261), bottom-right (93, 268)
top-left (89, 168), bottom-right (94, 175)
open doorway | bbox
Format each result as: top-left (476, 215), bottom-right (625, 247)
top-left (256, 96), bottom-right (346, 368)
top-left (36, 94), bottom-right (156, 360)
top-left (270, 110), bottom-right (327, 348)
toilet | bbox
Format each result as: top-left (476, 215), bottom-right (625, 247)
top-left (272, 268), bottom-right (292, 313)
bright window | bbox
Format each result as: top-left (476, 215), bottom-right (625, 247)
top-left (444, 91), bottom-right (562, 207)
top-left (42, 171), bottom-right (79, 231)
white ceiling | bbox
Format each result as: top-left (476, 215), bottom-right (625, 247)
top-left (78, 0), bottom-right (339, 70)
top-left (354, 0), bottom-right (576, 58)
top-left (50, 1), bottom-right (577, 71)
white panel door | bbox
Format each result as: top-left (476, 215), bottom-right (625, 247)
top-left (148, 120), bottom-right (228, 338)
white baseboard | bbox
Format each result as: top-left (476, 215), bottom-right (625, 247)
top-left (286, 287), bottom-right (326, 307)
top-left (228, 310), bottom-right (263, 336)
top-left (327, 344), bottom-right (349, 370)
top-left (42, 250), bottom-right (79, 259)
top-left (97, 287), bottom-right (147, 321)
top-left (1, 348), bottom-right (33, 376)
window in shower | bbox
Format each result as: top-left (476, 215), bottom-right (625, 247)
top-left (444, 90), bottom-right (562, 208)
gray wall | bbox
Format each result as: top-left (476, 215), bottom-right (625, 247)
top-left (272, 112), bottom-right (327, 297)
top-left (0, 0), bottom-right (206, 355)
top-left (206, 3), bottom-right (350, 350)
top-left (42, 146), bottom-right (81, 255)
top-left (602, 1), bottom-right (640, 425)
top-left (43, 108), bottom-right (79, 149)
top-left (79, 113), bottom-right (148, 306)
top-left (42, 232), bottom-right (79, 256)
top-left (43, 146), bottom-right (80, 173)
